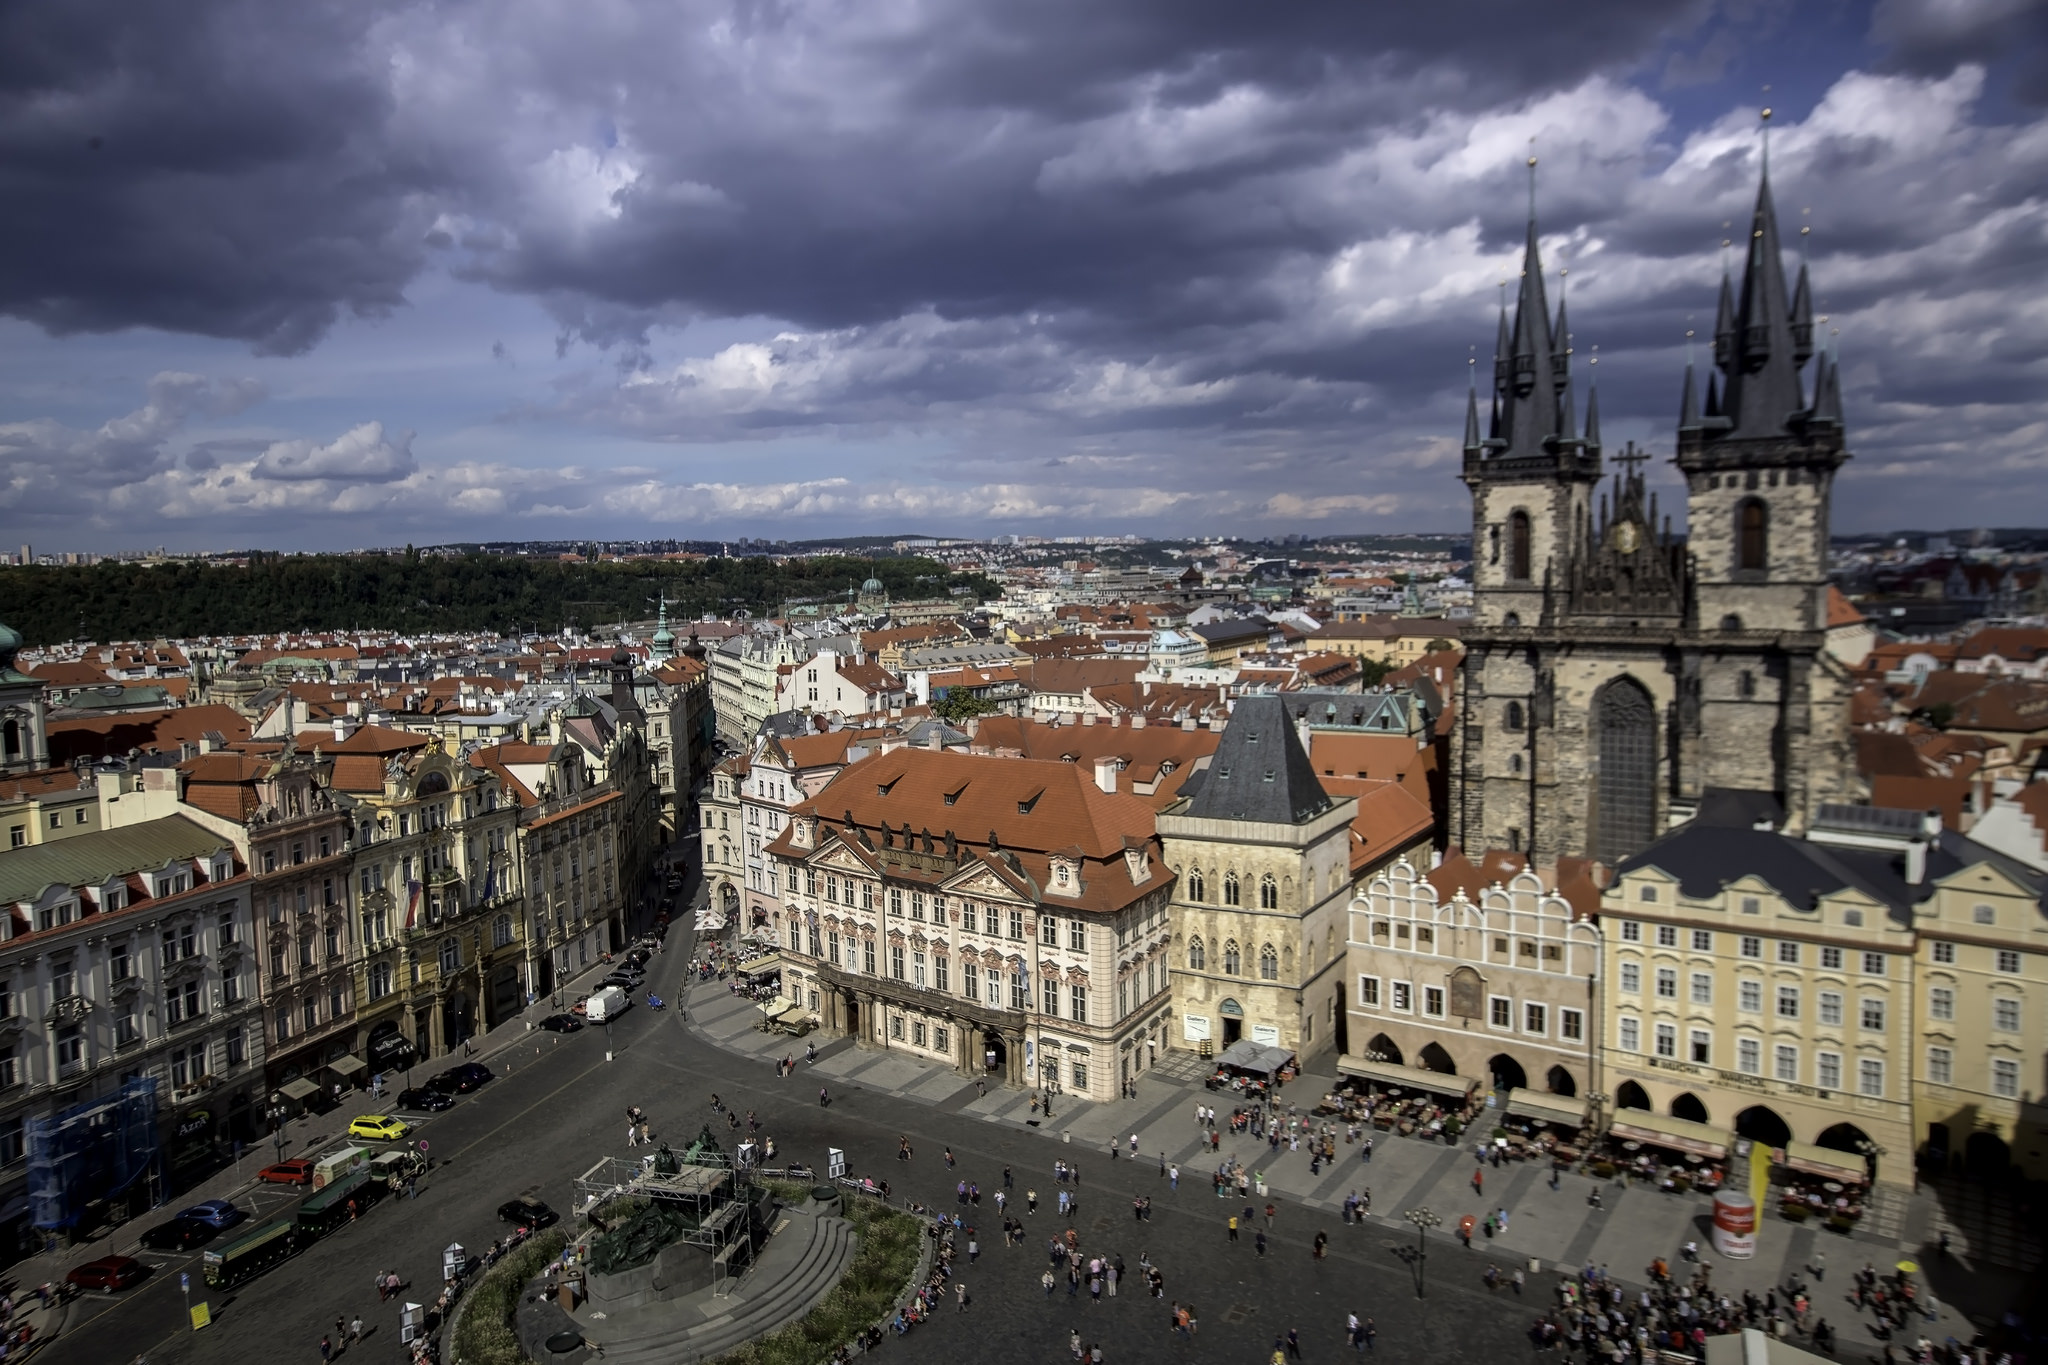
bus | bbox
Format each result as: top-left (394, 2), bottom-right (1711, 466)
top-left (203, 1217), bottom-right (296, 1288)
top-left (294, 1169), bottom-right (385, 1241)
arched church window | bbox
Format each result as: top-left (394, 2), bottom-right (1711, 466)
top-left (1510, 753), bottom-right (1523, 775)
top-left (1738, 671), bottom-right (1756, 699)
top-left (1591, 678), bottom-right (1657, 866)
top-left (1222, 940), bottom-right (1241, 975)
top-left (1259, 944), bottom-right (1279, 980)
top-left (1222, 872), bottom-right (1240, 906)
top-left (1508, 510), bottom-right (1533, 581)
top-left (1187, 936), bottom-right (1206, 970)
top-left (1736, 499), bottom-right (1768, 572)
top-left (1186, 868), bottom-right (1205, 902)
top-left (1259, 875), bottom-right (1278, 909)
top-left (1504, 701), bottom-right (1524, 732)
top-left (1720, 614), bottom-right (1743, 632)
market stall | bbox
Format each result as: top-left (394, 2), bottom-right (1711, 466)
top-left (1602, 1112), bottom-right (1731, 1192)
top-left (1207, 1040), bottom-right (1296, 1096)
top-left (1333, 1056), bottom-right (1480, 1139)
top-left (1773, 1141), bottom-right (1867, 1227)
top-left (1500, 1089), bottom-right (1591, 1162)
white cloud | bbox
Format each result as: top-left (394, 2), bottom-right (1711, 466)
top-left (252, 422), bottom-right (417, 482)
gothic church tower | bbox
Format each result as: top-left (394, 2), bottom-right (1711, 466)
top-left (1452, 158), bottom-right (1855, 866)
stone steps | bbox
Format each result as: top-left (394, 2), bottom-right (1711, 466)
top-left (604, 1210), bottom-right (856, 1365)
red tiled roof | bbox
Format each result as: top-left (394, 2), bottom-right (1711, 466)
top-left (47, 705), bottom-right (253, 764)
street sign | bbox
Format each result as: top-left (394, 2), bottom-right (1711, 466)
top-left (190, 1302), bottom-right (212, 1330)
top-left (827, 1147), bottom-right (846, 1178)
top-left (180, 1272), bottom-right (189, 1291)
top-left (418, 1139), bottom-right (429, 1152)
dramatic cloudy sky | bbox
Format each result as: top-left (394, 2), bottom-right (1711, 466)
top-left (1, 0), bottom-right (2044, 551)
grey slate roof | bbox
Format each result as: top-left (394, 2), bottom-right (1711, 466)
top-left (0, 815), bottom-right (232, 905)
top-left (1182, 695), bottom-right (1332, 825)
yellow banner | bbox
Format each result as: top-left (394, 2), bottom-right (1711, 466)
top-left (1749, 1139), bottom-right (1773, 1206)
top-left (190, 1302), bottom-right (212, 1331)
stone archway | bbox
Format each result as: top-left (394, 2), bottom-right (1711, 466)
top-left (1219, 998), bottom-right (1244, 1047)
top-left (1670, 1092), bottom-right (1709, 1123)
top-left (1365, 1033), bottom-right (1404, 1067)
top-left (1615, 1080), bottom-right (1651, 1111)
top-left (1418, 1042), bottom-right (1457, 1075)
top-left (1545, 1065), bottom-right (1577, 1097)
top-left (1488, 1053), bottom-right (1527, 1091)
top-left (1735, 1105), bottom-right (1792, 1149)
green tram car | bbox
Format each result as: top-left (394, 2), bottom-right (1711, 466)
top-left (202, 1169), bottom-right (390, 1288)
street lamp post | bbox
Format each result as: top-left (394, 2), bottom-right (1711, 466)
top-left (1854, 1137), bottom-right (1886, 1184)
top-left (1403, 1207), bottom-right (1441, 1298)
top-left (1586, 1090), bottom-right (1611, 1137)
top-left (1041, 1056), bottom-right (1060, 1121)
top-left (267, 1095), bottom-right (291, 1165)
top-left (1362, 1047), bottom-right (1389, 1103)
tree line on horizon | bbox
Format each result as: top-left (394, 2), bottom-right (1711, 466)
top-left (0, 553), bottom-right (998, 646)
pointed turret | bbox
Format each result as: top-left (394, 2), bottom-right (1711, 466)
top-left (1551, 296), bottom-right (1571, 384)
top-left (1789, 261), bottom-right (1814, 365)
top-left (1463, 378), bottom-right (1483, 455)
top-left (1809, 346), bottom-right (1843, 429)
top-left (1678, 360), bottom-right (1700, 432)
top-left (1713, 271), bottom-right (1737, 370)
top-left (1493, 304), bottom-right (1511, 394)
top-left (1584, 377), bottom-right (1602, 455)
top-left (1720, 170), bottom-right (1806, 438)
top-left (1492, 213), bottom-right (1567, 460)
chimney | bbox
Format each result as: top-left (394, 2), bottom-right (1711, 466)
top-left (1131, 714), bottom-right (1146, 730)
top-left (1181, 715), bottom-right (1196, 731)
top-left (1094, 756), bottom-right (1118, 794)
top-left (1905, 838), bottom-right (1927, 886)
top-left (1082, 713), bottom-right (1096, 727)
top-left (926, 729), bottom-right (942, 750)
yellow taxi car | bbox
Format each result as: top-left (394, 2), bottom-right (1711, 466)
top-left (347, 1115), bottom-right (410, 1142)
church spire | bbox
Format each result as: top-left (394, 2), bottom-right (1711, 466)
top-left (1463, 357), bottom-right (1483, 455)
top-left (1583, 349), bottom-right (1602, 455)
top-left (1491, 155), bottom-right (1569, 461)
top-left (1720, 145), bottom-right (1807, 439)
top-left (1678, 329), bottom-right (1701, 431)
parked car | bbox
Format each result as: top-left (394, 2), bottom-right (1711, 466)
top-left (139, 1217), bottom-right (216, 1250)
top-left (624, 950), bottom-right (651, 970)
top-left (397, 1087), bottom-right (455, 1112)
top-left (495, 1196), bottom-right (558, 1228)
top-left (257, 1158), bottom-right (315, 1186)
top-left (348, 1115), bottom-right (410, 1142)
top-left (67, 1256), bottom-right (147, 1293)
top-left (176, 1199), bottom-right (246, 1230)
top-left (599, 973), bottom-right (641, 993)
top-left (538, 1013), bottom-right (583, 1033)
top-left (427, 1063), bottom-right (494, 1094)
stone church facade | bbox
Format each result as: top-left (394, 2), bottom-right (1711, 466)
top-left (1452, 166), bottom-right (1859, 866)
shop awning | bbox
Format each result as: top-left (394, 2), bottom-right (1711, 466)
top-left (737, 954), bottom-right (784, 977)
top-left (1336, 1056), bottom-right (1478, 1098)
top-left (278, 1077), bottom-right (322, 1101)
top-left (1607, 1112), bottom-right (1730, 1159)
top-left (1780, 1141), bottom-right (1866, 1183)
top-left (759, 999), bottom-right (801, 1019)
top-left (1504, 1090), bottom-right (1589, 1129)
top-left (1216, 1040), bottom-right (1295, 1075)
top-left (326, 1055), bottom-right (367, 1078)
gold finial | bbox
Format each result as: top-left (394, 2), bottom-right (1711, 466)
top-left (1685, 328), bottom-right (1696, 339)
top-left (1761, 107), bottom-right (1772, 122)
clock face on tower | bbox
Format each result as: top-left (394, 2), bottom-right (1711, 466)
top-left (1610, 519), bottom-right (1642, 555)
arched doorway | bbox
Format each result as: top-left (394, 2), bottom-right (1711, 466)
top-left (982, 1029), bottom-right (1007, 1075)
top-left (1735, 1105), bottom-right (1791, 1149)
top-left (1488, 1053), bottom-right (1527, 1091)
top-left (1365, 1034), bottom-right (1404, 1067)
top-left (1546, 1065), bottom-right (1577, 1097)
top-left (1815, 1122), bottom-right (1869, 1154)
top-left (1219, 998), bottom-right (1244, 1047)
top-left (535, 955), bottom-right (555, 996)
top-left (1670, 1092), bottom-right (1709, 1123)
top-left (1589, 677), bottom-right (1657, 865)
top-left (843, 992), bottom-right (861, 1042)
top-left (1965, 1131), bottom-right (2009, 1178)
top-left (1615, 1081), bottom-right (1650, 1111)
top-left (442, 990), bottom-right (475, 1048)
top-left (1418, 1042), bottom-right (1457, 1075)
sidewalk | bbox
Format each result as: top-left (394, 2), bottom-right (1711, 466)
top-left (680, 972), bottom-right (1983, 1350)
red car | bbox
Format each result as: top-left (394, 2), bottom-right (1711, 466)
top-left (258, 1158), bottom-right (315, 1186)
top-left (67, 1256), bottom-right (147, 1293)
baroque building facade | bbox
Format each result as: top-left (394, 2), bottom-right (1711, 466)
top-left (1452, 165), bottom-right (1857, 866)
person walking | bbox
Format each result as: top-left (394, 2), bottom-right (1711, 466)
top-left (320, 1336), bottom-right (333, 1363)
top-left (1286, 1327), bottom-right (1302, 1359)
top-left (1228, 1215), bottom-right (1239, 1243)
top-left (1028, 1188), bottom-right (1039, 1214)
top-left (348, 1317), bottom-right (363, 1344)
top-left (1362, 1137), bottom-right (1373, 1163)
top-left (1043, 1269), bottom-right (1056, 1298)
top-left (1471, 1168), bottom-right (1483, 1196)
top-left (1255, 1230), bottom-right (1268, 1258)
top-left (1169, 1164), bottom-right (1179, 1191)
top-left (1265, 1202), bottom-right (1276, 1228)
top-left (1312, 1230), bottom-right (1328, 1260)
top-left (1362, 1317), bottom-right (1376, 1353)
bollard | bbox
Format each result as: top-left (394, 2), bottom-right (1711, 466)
top-left (1063, 1130), bottom-right (1071, 1144)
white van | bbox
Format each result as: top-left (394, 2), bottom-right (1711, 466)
top-left (585, 985), bottom-right (629, 1023)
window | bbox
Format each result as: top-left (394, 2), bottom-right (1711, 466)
top-left (1187, 937), bottom-right (1206, 971)
top-left (1619, 1016), bottom-right (1640, 1052)
top-left (1655, 968), bottom-right (1677, 999)
top-left (165, 980), bottom-right (201, 1026)
top-left (1655, 924), bottom-right (1677, 947)
top-left (864, 939), bottom-right (877, 975)
top-left (1490, 997), bottom-right (1512, 1028)
top-left (1259, 876), bottom-right (1278, 910)
top-left (1818, 991), bottom-right (1843, 1027)
top-left (912, 952), bottom-right (927, 988)
top-left (1423, 986), bottom-right (1445, 1018)
top-left (1620, 962), bottom-right (1641, 994)
top-left (1504, 701), bottom-right (1524, 731)
top-left (827, 932), bottom-right (841, 967)
top-left (1691, 930), bottom-right (1713, 952)
top-left (1992, 1058), bottom-right (2021, 1099)
top-left (979, 903), bottom-right (996, 935)
top-left (933, 1025), bottom-right (948, 1053)
top-left (910, 892), bottom-right (925, 922)
top-left (912, 1021), bottom-right (925, 1047)
top-left (1620, 921), bottom-right (1641, 943)
top-left (1997, 949), bottom-right (2022, 974)
top-left (890, 945), bottom-right (905, 980)
top-left (1931, 941), bottom-right (1955, 965)
top-left (114, 1011), bottom-right (139, 1047)
top-left (275, 1006), bottom-right (292, 1043)
top-left (1774, 1044), bottom-right (1799, 1082)
top-left (935, 955), bottom-right (949, 992)
top-left (1738, 979), bottom-right (1762, 1013)
top-left (1259, 944), bottom-right (1279, 980)
top-left (1008, 909), bottom-right (1024, 941)
top-left (1737, 1037), bottom-right (1759, 1073)
top-left (1859, 997), bottom-right (1885, 1032)
top-left (1524, 1003), bottom-right (1547, 1036)
top-left (1359, 976), bottom-right (1380, 1008)
top-left (1222, 872), bottom-right (1240, 906)
top-left (223, 974), bottom-right (242, 1006)
top-left (1040, 915), bottom-right (1058, 947)
top-left (1857, 1058), bottom-right (1884, 1098)
top-left (1817, 1052), bottom-right (1841, 1090)
top-left (1776, 941), bottom-right (1799, 966)
top-left (1391, 982), bottom-right (1412, 1012)
top-left (1739, 936), bottom-right (1762, 960)
top-left (1993, 997), bottom-right (2021, 1033)
top-left (1070, 984), bottom-right (1088, 1022)
top-left (1560, 1008), bottom-right (1583, 1042)
top-left (1927, 1047), bottom-right (1952, 1085)
top-left (1776, 986), bottom-right (1800, 1020)
top-left (110, 944), bottom-right (130, 982)
top-left (1861, 952), bottom-right (1885, 976)
top-left (1690, 973), bottom-right (1713, 1005)
top-left (1508, 509), bottom-right (1532, 580)
top-left (1820, 946), bottom-right (1842, 970)
top-left (1928, 986), bottom-right (1954, 1021)
top-left (1736, 498), bottom-right (1767, 572)
top-left (961, 961), bottom-right (977, 998)
top-left (368, 961), bottom-right (393, 1002)
top-left (1187, 869), bottom-right (1205, 901)
top-left (1071, 1060), bottom-right (1088, 1090)
top-left (890, 1015), bottom-right (904, 1041)
top-left (990, 969), bottom-right (1003, 1007)
top-left (1222, 941), bottom-right (1241, 975)
top-left (1654, 1023), bottom-right (1676, 1058)
top-left (1974, 903), bottom-right (1996, 925)
top-left (1042, 980), bottom-right (1060, 1017)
